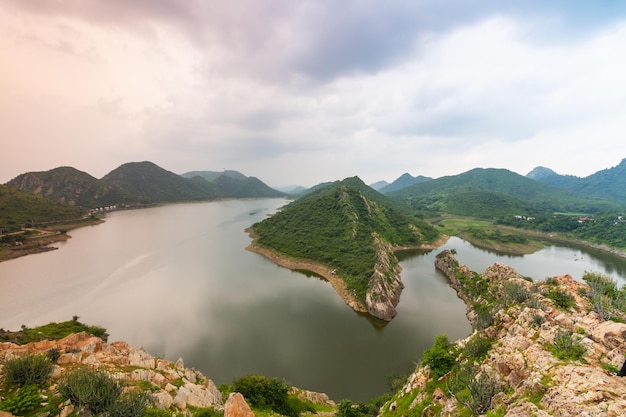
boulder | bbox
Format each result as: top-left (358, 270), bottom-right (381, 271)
top-left (224, 393), bottom-right (254, 417)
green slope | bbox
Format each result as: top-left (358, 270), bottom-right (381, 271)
top-left (6, 166), bottom-right (131, 208)
top-left (389, 168), bottom-right (619, 217)
top-left (101, 161), bottom-right (216, 203)
top-left (0, 184), bottom-right (83, 233)
top-left (250, 177), bottom-right (440, 302)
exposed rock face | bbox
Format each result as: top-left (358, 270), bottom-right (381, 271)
top-left (380, 250), bottom-right (626, 417)
top-left (0, 332), bottom-right (222, 412)
top-left (224, 393), bottom-right (255, 417)
top-left (365, 233), bottom-right (404, 321)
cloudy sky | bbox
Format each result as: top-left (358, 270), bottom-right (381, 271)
top-left (2, 1), bottom-right (626, 187)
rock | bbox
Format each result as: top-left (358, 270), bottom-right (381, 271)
top-left (151, 391), bottom-right (174, 410)
top-left (224, 393), bottom-right (255, 417)
top-left (177, 380), bottom-right (222, 408)
top-left (0, 411), bottom-right (16, 417)
top-left (129, 348), bottom-right (155, 369)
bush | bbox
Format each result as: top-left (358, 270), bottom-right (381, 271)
top-left (464, 334), bottom-right (493, 360)
top-left (421, 334), bottom-right (457, 379)
top-left (231, 375), bottom-right (298, 417)
top-left (0, 384), bottom-right (42, 415)
top-left (4, 354), bottom-right (53, 387)
top-left (550, 329), bottom-right (586, 361)
top-left (59, 368), bottom-right (149, 417)
top-left (503, 282), bottom-right (530, 304)
top-left (448, 364), bottom-right (503, 416)
top-left (545, 288), bottom-right (575, 309)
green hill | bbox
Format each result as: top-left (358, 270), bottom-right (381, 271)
top-left (248, 176), bottom-right (440, 321)
top-left (0, 184), bottom-right (83, 233)
top-left (6, 166), bottom-right (131, 208)
top-left (389, 168), bottom-right (618, 217)
top-left (100, 161), bottom-right (216, 203)
top-left (528, 158), bottom-right (626, 203)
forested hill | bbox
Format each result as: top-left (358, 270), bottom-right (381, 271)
top-left (248, 176), bottom-right (440, 321)
top-left (388, 167), bottom-right (619, 217)
top-left (527, 158), bottom-right (626, 203)
top-left (6, 162), bottom-right (284, 208)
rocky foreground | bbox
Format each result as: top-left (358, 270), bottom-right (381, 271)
top-left (379, 250), bottom-right (626, 417)
top-left (0, 332), bottom-right (333, 417)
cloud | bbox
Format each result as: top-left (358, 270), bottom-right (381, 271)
top-left (2, 0), bottom-right (626, 186)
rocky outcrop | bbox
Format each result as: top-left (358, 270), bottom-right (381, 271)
top-left (365, 233), bottom-right (404, 321)
top-left (380, 250), bottom-right (626, 417)
top-left (0, 332), bottom-right (222, 413)
top-left (224, 393), bottom-right (255, 417)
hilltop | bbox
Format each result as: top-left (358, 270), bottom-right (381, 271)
top-left (246, 176), bottom-right (442, 321)
top-left (379, 250), bottom-right (626, 416)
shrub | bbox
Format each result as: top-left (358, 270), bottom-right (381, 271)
top-left (4, 354), bottom-right (53, 387)
top-left (550, 329), bottom-right (586, 361)
top-left (474, 304), bottom-right (494, 330)
top-left (532, 314), bottom-right (545, 327)
top-left (464, 334), bottom-right (493, 361)
top-left (449, 364), bottom-right (503, 416)
top-left (503, 282), bottom-right (530, 304)
top-left (47, 347), bottom-right (61, 362)
top-left (0, 384), bottom-right (42, 415)
top-left (59, 368), bottom-right (122, 415)
top-left (421, 334), bottom-right (457, 379)
top-left (544, 288), bottom-right (575, 309)
top-left (231, 375), bottom-right (298, 417)
top-left (106, 391), bottom-right (150, 417)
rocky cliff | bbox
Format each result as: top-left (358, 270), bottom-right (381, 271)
top-left (379, 250), bottom-right (626, 416)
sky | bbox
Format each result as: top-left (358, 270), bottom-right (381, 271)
top-left (2, 1), bottom-right (626, 188)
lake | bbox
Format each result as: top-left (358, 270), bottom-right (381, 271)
top-left (1, 199), bottom-right (626, 401)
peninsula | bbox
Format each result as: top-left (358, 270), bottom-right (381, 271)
top-left (246, 176), bottom-right (442, 321)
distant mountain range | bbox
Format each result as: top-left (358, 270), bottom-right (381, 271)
top-left (526, 158), bottom-right (626, 202)
top-left (6, 161), bottom-right (284, 209)
top-left (388, 167), bottom-right (621, 216)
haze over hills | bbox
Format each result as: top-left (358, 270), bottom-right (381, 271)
top-left (378, 173), bottom-right (432, 194)
top-left (248, 176), bottom-right (441, 321)
top-left (181, 170), bottom-right (284, 198)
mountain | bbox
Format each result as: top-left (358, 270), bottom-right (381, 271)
top-left (528, 158), bottom-right (626, 203)
top-left (182, 170), bottom-right (284, 198)
top-left (6, 166), bottom-right (130, 208)
top-left (181, 170), bottom-right (248, 182)
top-left (379, 173), bottom-right (432, 194)
top-left (526, 166), bottom-right (581, 188)
top-left (0, 183), bottom-right (83, 233)
top-left (247, 176), bottom-right (441, 321)
top-left (389, 168), bottom-right (619, 217)
top-left (101, 161), bottom-right (216, 203)
top-left (369, 180), bottom-right (389, 191)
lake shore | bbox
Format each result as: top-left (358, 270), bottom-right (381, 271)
top-left (0, 217), bottom-right (103, 263)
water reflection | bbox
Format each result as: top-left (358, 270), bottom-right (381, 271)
top-left (1, 200), bottom-right (626, 402)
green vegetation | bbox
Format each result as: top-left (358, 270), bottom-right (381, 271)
top-left (0, 317), bottom-right (109, 344)
top-left (420, 334), bottom-right (458, 379)
top-left (582, 271), bottom-right (626, 321)
top-left (0, 184), bottom-right (84, 233)
top-left (0, 384), bottom-right (44, 416)
top-left (4, 354), bottom-right (53, 387)
top-left (223, 375), bottom-right (314, 417)
top-left (59, 368), bottom-right (148, 417)
top-left (251, 177), bottom-right (439, 301)
top-left (549, 329), bottom-right (586, 361)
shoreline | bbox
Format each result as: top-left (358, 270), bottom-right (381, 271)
top-left (245, 228), bottom-right (451, 316)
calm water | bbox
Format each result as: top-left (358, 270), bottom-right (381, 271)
top-left (1, 199), bottom-right (626, 401)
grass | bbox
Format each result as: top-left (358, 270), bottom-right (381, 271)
top-left (433, 216), bottom-right (544, 255)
